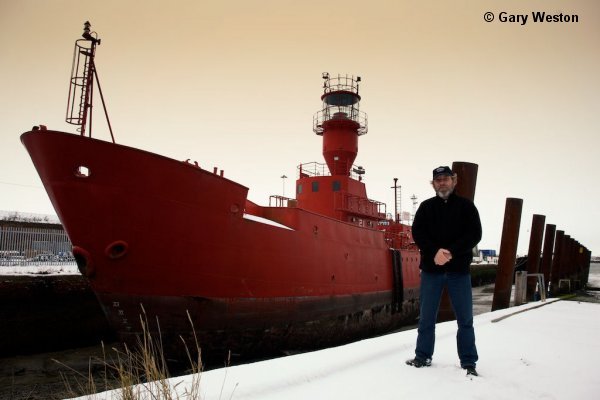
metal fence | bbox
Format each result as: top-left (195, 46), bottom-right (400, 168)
top-left (0, 225), bottom-right (75, 266)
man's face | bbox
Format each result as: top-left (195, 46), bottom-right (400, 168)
top-left (433, 175), bottom-right (456, 199)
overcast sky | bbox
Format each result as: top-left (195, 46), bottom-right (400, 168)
top-left (1, 0), bottom-right (598, 255)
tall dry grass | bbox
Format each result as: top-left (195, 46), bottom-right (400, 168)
top-left (56, 307), bottom-right (207, 399)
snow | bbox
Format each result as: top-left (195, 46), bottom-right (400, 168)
top-left (0, 264), bottom-right (78, 275)
top-left (66, 298), bottom-right (600, 400)
top-left (0, 210), bottom-right (60, 224)
top-left (1, 264), bottom-right (595, 399)
top-left (243, 213), bottom-right (294, 230)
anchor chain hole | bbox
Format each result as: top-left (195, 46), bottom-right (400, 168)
top-left (105, 240), bottom-right (129, 259)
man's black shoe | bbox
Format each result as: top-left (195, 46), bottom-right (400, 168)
top-left (405, 357), bottom-right (432, 368)
top-left (463, 366), bottom-right (478, 376)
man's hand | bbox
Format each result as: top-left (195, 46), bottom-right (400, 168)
top-left (434, 248), bottom-right (452, 266)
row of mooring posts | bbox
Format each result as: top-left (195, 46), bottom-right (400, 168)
top-left (437, 161), bottom-right (591, 320)
top-left (491, 199), bottom-right (592, 311)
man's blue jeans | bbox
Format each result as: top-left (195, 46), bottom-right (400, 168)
top-left (415, 270), bottom-right (478, 367)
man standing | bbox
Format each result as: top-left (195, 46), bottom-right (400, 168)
top-left (406, 166), bottom-right (482, 376)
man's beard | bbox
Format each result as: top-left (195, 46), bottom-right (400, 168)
top-left (436, 187), bottom-right (453, 200)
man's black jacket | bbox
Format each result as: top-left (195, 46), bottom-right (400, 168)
top-left (412, 192), bottom-right (482, 274)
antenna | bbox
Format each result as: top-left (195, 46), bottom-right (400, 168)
top-left (411, 194), bottom-right (418, 224)
top-left (391, 178), bottom-right (401, 223)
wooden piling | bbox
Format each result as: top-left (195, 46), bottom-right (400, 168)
top-left (582, 249), bottom-right (592, 286)
top-left (579, 246), bottom-right (589, 285)
top-left (557, 235), bottom-right (571, 293)
top-left (550, 230), bottom-right (564, 295)
top-left (451, 161), bottom-right (478, 200)
top-left (525, 214), bottom-right (545, 301)
top-left (558, 234), bottom-right (571, 291)
top-left (570, 240), bottom-right (581, 289)
top-left (539, 224), bottom-right (556, 294)
top-left (492, 198), bottom-right (523, 311)
top-left (570, 241), bottom-right (580, 286)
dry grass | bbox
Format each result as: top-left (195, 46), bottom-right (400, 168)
top-left (55, 307), bottom-right (206, 400)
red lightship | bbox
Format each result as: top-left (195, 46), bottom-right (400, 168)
top-left (21, 23), bottom-right (421, 361)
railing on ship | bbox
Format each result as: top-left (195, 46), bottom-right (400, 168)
top-left (298, 162), bottom-right (364, 180)
top-left (335, 192), bottom-right (386, 220)
top-left (387, 232), bottom-right (415, 249)
top-left (323, 73), bottom-right (360, 94)
top-left (313, 106), bottom-right (368, 136)
top-left (269, 195), bottom-right (295, 207)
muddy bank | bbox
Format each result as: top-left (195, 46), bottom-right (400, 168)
top-left (0, 274), bottom-right (114, 358)
top-left (0, 343), bottom-right (121, 400)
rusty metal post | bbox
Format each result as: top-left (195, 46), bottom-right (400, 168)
top-left (570, 240), bottom-right (579, 282)
top-left (492, 198), bottom-right (523, 311)
top-left (558, 235), bottom-right (571, 293)
top-left (578, 245), bottom-right (588, 285)
top-left (578, 246), bottom-right (585, 284)
top-left (564, 235), bottom-right (572, 281)
top-left (525, 214), bottom-right (545, 301)
top-left (582, 249), bottom-right (591, 286)
top-left (571, 240), bottom-right (581, 289)
top-left (549, 230), bottom-right (564, 296)
top-left (452, 162), bottom-right (478, 200)
top-left (436, 162), bottom-right (478, 322)
top-left (540, 224), bottom-right (556, 294)
top-left (571, 239), bottom-right (579, 289)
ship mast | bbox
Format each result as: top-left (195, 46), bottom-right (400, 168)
top-left (65, 21), bottom-right (115, 142)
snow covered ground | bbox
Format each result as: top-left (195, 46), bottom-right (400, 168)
top-left (66, 297), bottom-right (600, 400)
top-left (2, 263), bottom-right (597, 399)
top-left (0, 264), bottom-right (78, 275)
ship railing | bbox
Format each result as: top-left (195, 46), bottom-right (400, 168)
top-left (382, 229), bottom-right (416, 249)
top-left (298, 162), bottom-right (362, 180)
top-left (322, 73), bottom-right (360, 95)
top-left (269, 195), bottom-right (296, 208)
top-left (335, 192), bottom-right (386, 220)
top-left (313, 106), bottom-right (368, 135)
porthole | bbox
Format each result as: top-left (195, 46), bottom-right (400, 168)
top-left (75, 166), bottom-right (90, 178)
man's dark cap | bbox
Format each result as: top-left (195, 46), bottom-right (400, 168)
top-left (432, 166), bottom-right (453, 179)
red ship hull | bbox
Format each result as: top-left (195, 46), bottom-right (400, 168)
top-left (21, 129), bottom-right (421, 359)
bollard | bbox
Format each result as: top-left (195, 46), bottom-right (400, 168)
top-left (492, 198), bottom-right (523, 311)
top-left (525, 214), bottom-right (545, 301)
top-left (436, 162), bottom-right (478, 322)
top-left (540, 224), bottom-right (556, 294)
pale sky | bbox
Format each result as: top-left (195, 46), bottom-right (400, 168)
top-left (1, 0), bottom-right (599, 255)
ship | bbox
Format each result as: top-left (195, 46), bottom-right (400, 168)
top-left (21, 23), bottom-right (421, 361)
